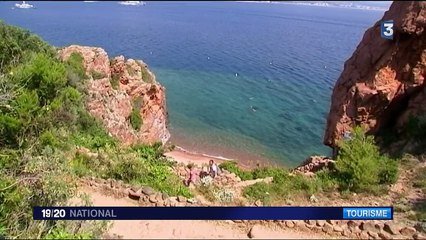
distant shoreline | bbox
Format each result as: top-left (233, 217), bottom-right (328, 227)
top-left (235, 1), bottom-right (389, 12)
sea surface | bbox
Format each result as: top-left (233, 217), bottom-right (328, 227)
top-left (0, 1), bottom-right (387, 167)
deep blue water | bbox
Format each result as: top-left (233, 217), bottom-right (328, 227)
top-left (0, 1), bottom-right (386, 167)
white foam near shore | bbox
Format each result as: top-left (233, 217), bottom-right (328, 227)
top-left (174, 146), bottom-right (234, 161)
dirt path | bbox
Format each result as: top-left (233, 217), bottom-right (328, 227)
top-left (80, 188), bottom-right (332, 239)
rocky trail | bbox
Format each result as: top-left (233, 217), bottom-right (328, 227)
top-left (79, 188), bottom-right (331, 239)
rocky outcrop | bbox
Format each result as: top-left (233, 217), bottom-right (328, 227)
top-left (324, 1), bottom-right (426, 147)
top-left (293, 156), bottom-right (335, 176)
top-left (59, 45), bottom-right (170, 145)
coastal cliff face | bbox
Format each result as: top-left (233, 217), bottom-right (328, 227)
top-left (59, 45), bottom-right (170, 145)
top-left (324, 1), bottom-right (426, 147)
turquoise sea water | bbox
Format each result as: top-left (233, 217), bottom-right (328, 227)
top-left (0, 1), bottom-right (386, 167)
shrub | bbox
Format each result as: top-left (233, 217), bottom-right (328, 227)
top-left (214, 188), bottom-right (234, 203)
top-left (65, 52), bottom-right (87, 80)
top-left (0, 21), bottom-right (53, 73)
top-left (39, 130), bottom-right (60, 147)
top-left (335, 126), bottom-right (398, 193)
top-left (140, 66), bottom-right (153, 83)
top-left (219, 161), bottom-right (253, 180)
top-left (90, 71), bottom-right (106, 80)
top-left (111, 73), bottom-right (120, 90)
top-left (130, 97), bottom-right (143, 131)
top-left (126, 65), bottom-right (137, 76)
top-left (13, 53), bottom-right (67, 105)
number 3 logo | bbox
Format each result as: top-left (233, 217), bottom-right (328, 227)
top-left (381, 20), bottom-right (394, 40)
top-left (383, 23), bottom-right (393, 37)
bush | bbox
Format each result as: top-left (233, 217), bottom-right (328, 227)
top-left (90, 71), bottom-right (106, 80)
top-left (65, 52), bottom-right (87, 80)
top-left (111, 73), bottom-right (120, 90)
top-left (0, 21), bottom-right (53, 73)
top-left (13, 53), bottom-right (67, 105)
top-left (130, 97), bottom-right (143, 131)
top-left (335, 126), bottom-right (398, 193)
top-left (214, 188), bottom-right (234, 203)
top-left (139, 65), bottom-right (153, 83)
top-left (219, 161), bottom-right (253, 180)
top-left (126, 65), bottom-right (137, 76)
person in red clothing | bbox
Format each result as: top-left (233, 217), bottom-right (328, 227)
top-left (185, 164), bottom-right (199, 186)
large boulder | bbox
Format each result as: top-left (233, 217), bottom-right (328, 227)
top-left (324, 1), bottom-right (426, 148)
top-left (58, 45), bottom-right (170, 145)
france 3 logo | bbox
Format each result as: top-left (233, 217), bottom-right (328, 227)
top-left (381, 20), bottom-right (394, 40)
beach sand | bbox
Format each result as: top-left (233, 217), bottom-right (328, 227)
top-left (165, 148), bottom-right (256, 170)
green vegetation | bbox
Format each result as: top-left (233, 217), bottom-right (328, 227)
top-left (0, 21), bottom-right (188, 239)
top-left (111, 73), bottom-right (120, 90)
top-left (90, 70), bottom-right (107, 80)
top-left (412, 169), bottom-right (426, 223)
top-left (130, 96), bottom-right (143, 131)
top-left (334, 127), bottom-right (398, 193)
top-left (126, 64), bottom-right (137, 76)
top-left (413, 169), bottom-right (426, 221)
top-left (223, 127), bottom-right (399, 204)
top-left (137, 62), bottom-right (154, 83)
top-left (413, 170), bottom-right (426, 194)
top-left (219, 161), bottom-right (254, 180)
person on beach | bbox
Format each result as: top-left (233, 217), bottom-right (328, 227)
top-left (186, 164), bottom-right (198, 186)
top-left (209, 160), bottom-right (219, 178)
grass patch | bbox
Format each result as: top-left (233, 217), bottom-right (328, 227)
top-left (91, 70), bottom-right (107, 80)
top-left (111, 73), bottom-right (120, 90)
top-left (129, 97), bottom-right (143, 131)
top-left (219, 161), bottom-right (253, 180)
top-left (413, 170), bottom-right (426, 194)
top-left (126, 65), bottom-right (137, 77)
top-left (243, 169), bottom-right (337, 204)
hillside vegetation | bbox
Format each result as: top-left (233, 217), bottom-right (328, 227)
top-left (0, 21), bottom-right (188, 239)
top-left (1, 20), bottom-right (424, 239)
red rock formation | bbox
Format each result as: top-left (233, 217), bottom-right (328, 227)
top-left (58, 45), bottom-right (170, 145)
top-left (324, 1), bottom-right (426, 147)
top-left (293, 156), bottom-right (335, 176)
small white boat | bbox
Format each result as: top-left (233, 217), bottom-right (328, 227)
top-left (15, 1), bottom-right (34, 9)
top-left (118, 1), bottom-right (146, 6)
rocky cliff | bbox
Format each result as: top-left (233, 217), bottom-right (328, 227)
top-left (324, 1), bottom-right (426, 148)
top-left (59, 45), bottom-right (170, 145)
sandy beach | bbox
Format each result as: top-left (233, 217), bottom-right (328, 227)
top-left (164, 147), bottom-right (257, 170)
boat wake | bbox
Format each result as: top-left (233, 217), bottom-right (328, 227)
top-left (118, 1), bottom-right (146, 6)
top-left (14, 1), bottom-right (34, 9)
